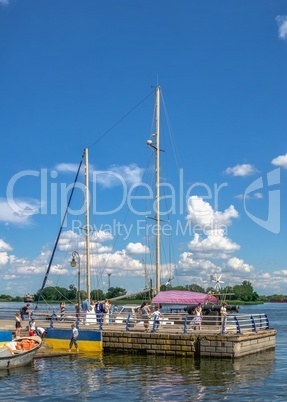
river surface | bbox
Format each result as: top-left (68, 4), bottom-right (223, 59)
top-left (0, 303), bottom-right (286, 401)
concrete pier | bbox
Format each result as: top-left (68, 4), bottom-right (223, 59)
top-left (102, 328), bottom-right (276, 358)
top-left (0, 318), bottom-right (276, 359)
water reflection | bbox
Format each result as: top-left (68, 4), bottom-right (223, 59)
top-left (0, 364), bottom-right (35, 379)
top-left (0, 303), bottom-right (284, 401)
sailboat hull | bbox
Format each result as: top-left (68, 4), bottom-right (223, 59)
top-left (44, 328), bottom-right (102, 352)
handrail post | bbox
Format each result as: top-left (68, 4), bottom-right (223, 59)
top-left (265, 313), bottom-right (270, 329)
top-left (250, 315), bottom-right (257, 332)
top-left (76, 313), bottom-right (80, 329)
top-left (125, 314), bottom-right (130, 332)
top-left (233, 315), bottom-right (241, 334)
top-left (50, 310), bottom-right (57, 329)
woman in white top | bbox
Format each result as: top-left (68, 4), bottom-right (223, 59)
top-left (190, 303), bottom-right (203, 330)
top-left (90, 301), bottom-right (95, 313)
top-left (104, 299), bottom-right (111, 324)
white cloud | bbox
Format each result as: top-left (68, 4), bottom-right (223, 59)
top-left (187, 233), bottom-right (240, 259)
top-left (178, 252), bottom-right (218, 273)
top-left (225, 257), bottom-right (253, 273)
top-left (225, 163), bottom-right (257, 177)
top-left (273, 269), bottom-right (287, 276)
top-left (0, 0), bottom-right (9, 5)
top-left (56, 161), bottom-right (144, 188)
top-left (187, 196), bottom-right (239, 227)
top-left (90, 249), bottom-right (144, 277)
top-left (55, 163), bottom-right (80, 173)
top-left (0, 239), bottom-right (12, 252)
top-left (235, 192), bottom-right (263, 200)
top-left (0, 197), bottom-right (40, 226)
top-left (0, 252), bottom-right (9, 265)
top-left (276, 15), bottom-right (287, 40)
top-left (126, 242), bottom-right (149, 255)
top-left (93, 164), bottom-right (143, 188)
top-left (271, 153), bottom-right (287, 168)
top-left (57, 230), bottom-right (113, 254)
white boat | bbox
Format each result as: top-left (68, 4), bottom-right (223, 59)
top-left (0, 336), bottom-right (42, 369)
top-left (24, 293), bottom-right (34, 303)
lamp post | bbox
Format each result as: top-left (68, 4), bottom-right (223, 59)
top-left (70, 251), bottom-right (81, 310)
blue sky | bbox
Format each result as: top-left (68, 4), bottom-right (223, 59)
top-left (1, 0), bottom-right (287, 298)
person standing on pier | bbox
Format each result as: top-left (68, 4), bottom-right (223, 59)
top-left (60, 302), bottom-right (66, 321)
top-left (151, 306), bottom-right (161, 331)
top-left (29, 318), bottom-right (36, 336)
top-left (15, 312), bottom-right (22, 338)
top-left (140, 301), bottom-right (151, 332)
top-left (190, 303), bottom-right (203, 330)
top-left (67, 324), bottom-right (79, 353)
top-left (95, 300), bottom-right (104, 323)
top-left (20, 303), bottom-right (31, 321)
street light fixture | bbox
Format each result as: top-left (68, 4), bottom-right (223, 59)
top-left (70, 251), bottom-right (81, 310)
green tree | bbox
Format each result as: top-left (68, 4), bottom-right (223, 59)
top-left (0, 294), bottom-right (13, 301)
top-left (91, 289), bottom-right (105, 301)
top-left (67, 284), bottom-right (77, 301)
top-left (105, 287), bottom-right (127, 299)
top-left (185, 284), bottom-right (206, 293)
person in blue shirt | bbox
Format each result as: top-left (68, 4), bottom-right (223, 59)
top-left (67, 324), bottom-right (79, 353)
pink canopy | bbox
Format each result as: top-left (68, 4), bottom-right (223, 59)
top-left (152, 290), bottom-right (217, 305)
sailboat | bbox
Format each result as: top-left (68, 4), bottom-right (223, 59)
top-left (35, 88), bottom-right (162, 350)
top-left (35, 148), bottom-right (102, 352)
top-left (148, 89), bottom-right (231, 311)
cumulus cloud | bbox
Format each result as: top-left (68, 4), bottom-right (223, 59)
top-left (0, 197), bottom-right (41, 226)
top-left (93, 164), bottom-right (143, 188)
top-left (276, 15), bottom-right (287, 40)
top-left (55, 161), bottom-right (144, 188)
top-left (57, 230), bottom-right (113, 254)
top-left (271, 153), bottom-right (287, 168)
top-left (0, 239), bottom-right (12, 252)
top-left (178, 252), bottom-right (218, 273)
top-left (187, 196), bottom-right (239, 227)
top-left (126, 242), bottom-right (150, 255)
top-left (225, 164), bottom-right (257, 177)
top-left (0, 252), bottom-right (9, 265)
top-left (225, 257), bottom-right (253, 273)
top-left (273, 269), bottom-right (287, 276)
top-left (90, 249), bottom-right (144, 277)
top-left (0, 240), bottom-right (13, 266)
top-left (187, 233), bottom-right (240, 259)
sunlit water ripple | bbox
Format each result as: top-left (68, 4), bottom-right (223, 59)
top-left (0, 303), bottom-right (286, 401)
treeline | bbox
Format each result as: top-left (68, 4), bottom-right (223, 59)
top-left (0, 280), bottom-right (286, 303)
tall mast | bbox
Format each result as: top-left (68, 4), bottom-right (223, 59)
top-left (155, 87), bottom-right (161, 294)
top-left (84, 147), bottom-right (91, 303)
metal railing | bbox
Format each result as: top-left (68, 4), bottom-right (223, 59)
top-left (0, 307), bottom-right (271, 336)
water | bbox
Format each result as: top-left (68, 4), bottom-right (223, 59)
top-left (0, 303), bottom-right (286, 401)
